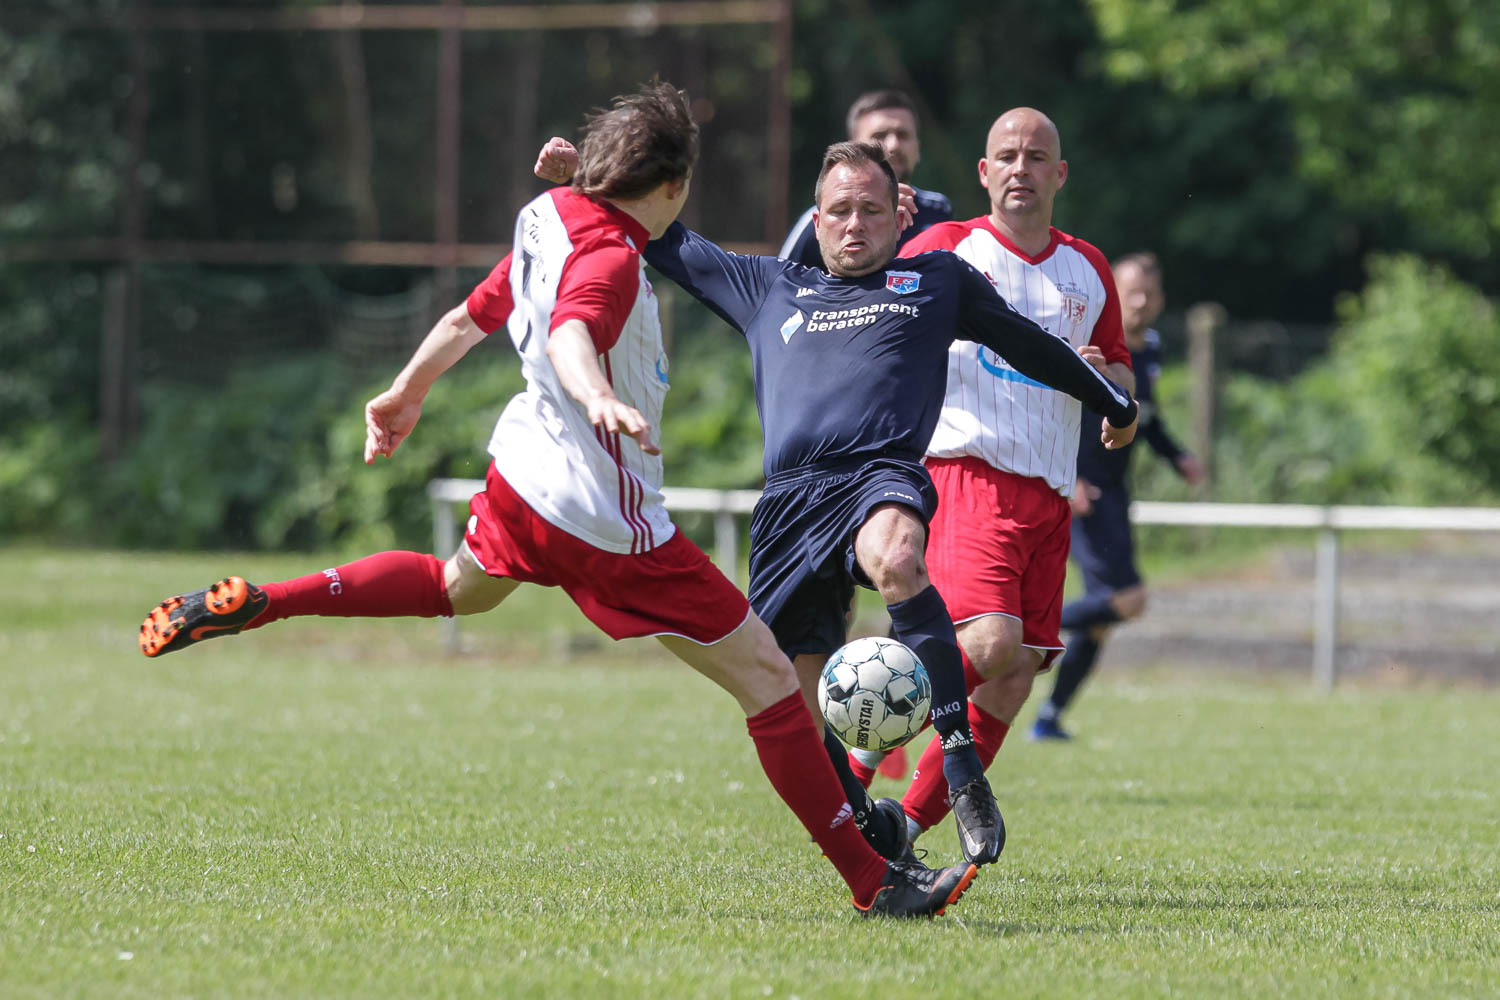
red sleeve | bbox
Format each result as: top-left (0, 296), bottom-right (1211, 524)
top-left (464, 254), bottom-right (513, 334)
top-left (1077, 241), bottom-right (1132, 369)
top-left (900, 220), bottom-right (969, 255)
top-left (550, 245), bottom-right (640, 353)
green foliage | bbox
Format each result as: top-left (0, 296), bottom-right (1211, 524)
top-left (1328, 254), bottom-right (1500, 502)
top-left (1132, 257), bottom-right (1500, 510)
top-left (1087, 0), bottom-right (1500, 262)
top-left (97, 348), bottom-right (517, 553)
top-left (0, 322), bottom-right (767, 552)
top-left (0, 26), bottom-right (124, 238)
top-left (104, 356), bottom-right (353, 551)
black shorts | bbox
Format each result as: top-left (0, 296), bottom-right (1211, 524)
top-left (748, 456), bottom-right (937, 658)
top-left (1069, 484), bottom-right (1141, 595)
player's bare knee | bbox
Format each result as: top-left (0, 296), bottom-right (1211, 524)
top-left (960, 620), bottom-right (1024, 680)
top-left (443, 552), bottom-right (509, 615)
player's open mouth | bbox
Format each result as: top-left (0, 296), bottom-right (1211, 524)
top-left (843, 241), bottom-right (866, 252)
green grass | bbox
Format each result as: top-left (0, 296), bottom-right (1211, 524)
top-left (2, 547), bottom-right (1496, 998)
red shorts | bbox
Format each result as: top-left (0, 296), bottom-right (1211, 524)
top-left (464, 463), bottom-right (750, 644)
top-left (924, 457), bottom-right (1070, 670)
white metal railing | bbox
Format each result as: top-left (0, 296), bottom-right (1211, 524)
top-left (428, 478), bottom-right (1500, 689)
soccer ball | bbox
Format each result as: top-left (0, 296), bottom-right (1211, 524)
top-left (818, 636), bottom-right (932, 752)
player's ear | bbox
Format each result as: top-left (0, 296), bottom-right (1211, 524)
top-left (1055, 159), bottom-right (1068, 189)
top-left (976, 157), bottom-right (990, 189)
top-left (811, 209), bottom-right (821, 234)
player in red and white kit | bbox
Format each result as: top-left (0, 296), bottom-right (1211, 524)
top-left (136, 81), bottom-right (976, 918)
top-left (852, 108), bottom-right (1137, 848)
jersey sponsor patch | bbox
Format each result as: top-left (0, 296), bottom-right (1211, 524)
top-left (885, 270), bottom-right (921, 294)
top-left (780, 309), bottom-right (805, 343)
top-left (978, 346), bottom-right (1053, 390)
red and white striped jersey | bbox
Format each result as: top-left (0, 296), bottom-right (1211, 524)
top-left (904, 218), bottom-right (1130, 495)
top-left (465, 188), bottom-right (674, 554)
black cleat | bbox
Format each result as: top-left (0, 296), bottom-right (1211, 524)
top-left (951, 778), bottom-right (1005, 865)
top-left (139, 577), bottom-right (267, 657)
top-left (855, 860), bottom-right (979, 918)
top-left (858, 796), bottom-right (912, 862)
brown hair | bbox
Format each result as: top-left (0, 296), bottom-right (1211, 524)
top-left (1112, 251), bottom-right (1162, 280)
top-left (572, 79), bottom-right (699, 201)
top-left (845, 89), bottom-right (919, 138)
top-left (814, 141), bottom-right (899, 209)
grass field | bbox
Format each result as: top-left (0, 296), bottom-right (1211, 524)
top-left (2, 547), bottom-right (1497, 998)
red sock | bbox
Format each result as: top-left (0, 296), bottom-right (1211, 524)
top-left (961, 644), bottom-right (984, 695)
top-left (248, 551), bottom-right (454, 628)
top-left (747, 693), bottom-right (887, 905)
top-left (847, 752), bottom-right (877, 789)
top-left (901, 700), bottom-right (1011, 831)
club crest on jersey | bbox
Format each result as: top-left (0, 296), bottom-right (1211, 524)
top-left (885, 270), bottom-right (921, 295)
top-left (1062, 292), bottom-right (1087, 326)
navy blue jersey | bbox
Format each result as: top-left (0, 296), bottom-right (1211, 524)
top-left (1076, 329), bottom-right (1185, 488)
top-left (645, 223), bottom-right (1137, 479)
top-left (777, 185), bottom-right (953, 270)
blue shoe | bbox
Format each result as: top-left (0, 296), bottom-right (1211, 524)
top-left (1029, 716), bottom-right (1072, 742)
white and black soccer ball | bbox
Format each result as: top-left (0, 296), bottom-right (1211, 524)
top-left (818, 636), bottom-right (932, 752)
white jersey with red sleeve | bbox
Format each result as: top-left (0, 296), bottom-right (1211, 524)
top-left (464, 187), bottom-right (674, 554)
top-left (903, 218), bottom-right (1131, 496)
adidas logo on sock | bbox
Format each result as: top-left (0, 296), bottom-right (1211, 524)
top-left (830, 802), bottom-right (854, 829)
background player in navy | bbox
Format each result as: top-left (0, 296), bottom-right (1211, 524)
top-left (1033, 252), bottom-right (1205, 740)
top-left (532, 138), bottom-right (1141, 864)
top-left (779, 90), bottom-right (952, 269)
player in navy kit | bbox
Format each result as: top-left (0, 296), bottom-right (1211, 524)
top-left (646, 142), bottom-right (1139, 866)
top-left (779, 90), bottom-right (952, 269)
top-left (536, 136), bottom-right (1140, 864)
top-left (1032, 252), bottom-right (1204, 740)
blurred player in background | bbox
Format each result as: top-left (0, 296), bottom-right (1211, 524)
top-left (850, 108), bottom-right (1137, 854)
top-left (137, 81), bottom-right (979, 919)
top-left (779, 90), bottom-right (952, 268)
top-left (1032, 252), bottom-right (1205, 741)
top-left (543, 136), bottom-right (1139, 867)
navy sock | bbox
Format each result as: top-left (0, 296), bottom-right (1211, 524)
top-left (886, 586), bottom-right (982, 789)
top-left (1047, 631), bottom-right (1102, 714)
top-left (1059, 592), bottom-right (1122, 631)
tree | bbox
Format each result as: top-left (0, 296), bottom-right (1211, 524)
top-left (1087, 0), bottom-right (1500, 275)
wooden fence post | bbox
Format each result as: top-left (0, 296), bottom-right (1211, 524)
top-left (1185, 302), bottom-right (1225, 496)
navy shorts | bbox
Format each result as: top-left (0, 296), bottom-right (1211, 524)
top-left (748, 456), bottom-right (938, 658)
top-left (1070, 484), bottom-right (1141, 595)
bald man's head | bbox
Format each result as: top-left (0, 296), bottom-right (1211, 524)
top-left (978, 107), bottom-right (1068, 229)
top-left (987, 108), bottom-right (1061, 160)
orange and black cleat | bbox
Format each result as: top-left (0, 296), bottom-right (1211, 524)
top-left (139, 576), bottom-right (268, 657)
top-left (854, 861), bottom-right (979, 919)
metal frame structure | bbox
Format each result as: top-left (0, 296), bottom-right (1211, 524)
top-left (5, 0), bottom-right (793, 455)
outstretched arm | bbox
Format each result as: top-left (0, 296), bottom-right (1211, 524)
top-left (364, 304), bottom-right (489, 463)
top-left (958, 264), bottom-right (1138, 447)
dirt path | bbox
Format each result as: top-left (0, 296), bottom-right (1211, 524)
top-left (1106, 533), bottom-right (1500, 684)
